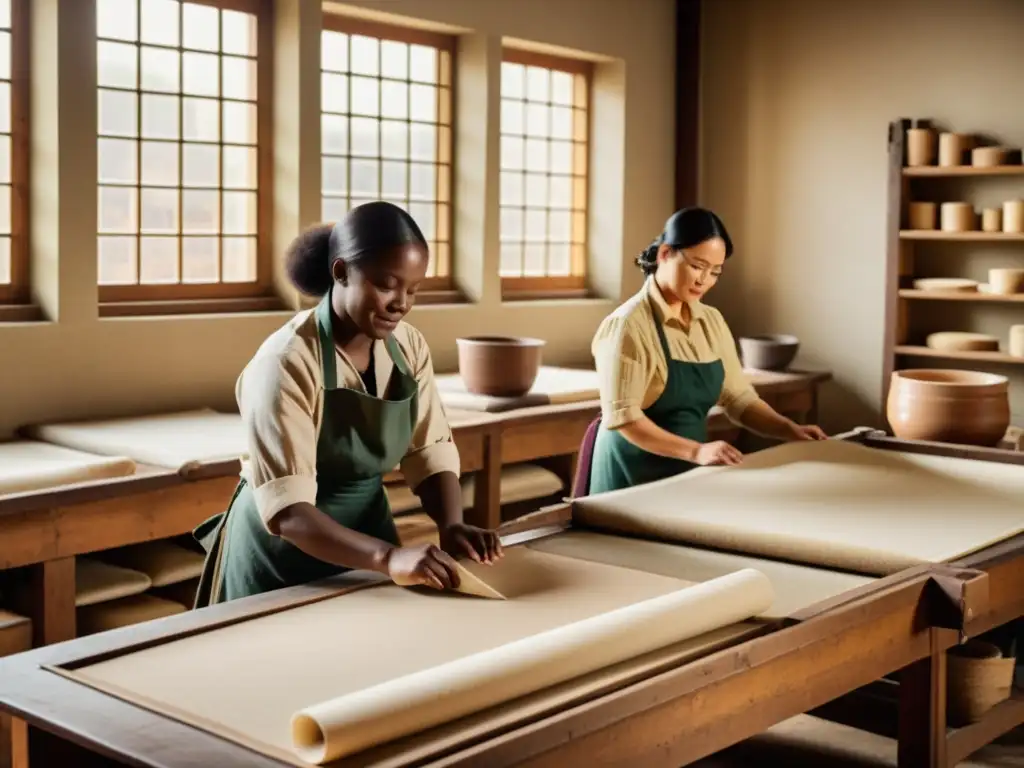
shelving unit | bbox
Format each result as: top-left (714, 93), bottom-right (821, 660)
top-left (881, 118), bottom-right (1024, 410)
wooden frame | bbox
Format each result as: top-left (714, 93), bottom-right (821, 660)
top-left (2, 431), bottom-right (1013, 767)
top-left (810, 429), bottom-right (1024, 766)
top-left (674, 0), bottom-right (701, 210)
top-left (880, 117), bottom-right (1024, 417)
top-left (320, 12), bottom-right (456, 293)
top-left (499, 47), bottom-right (592, 300)
top-left (0, 0), bottom-right (30, 307)
top-left (95, 0), bottom-right (275, 314)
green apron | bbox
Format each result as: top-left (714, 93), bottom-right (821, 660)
top-left (192, 291), bottom-right (418, 606)
top-left (589, 297), bottom-right (725, 494)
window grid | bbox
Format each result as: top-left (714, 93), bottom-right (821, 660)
top-left (320, 16), bottom-right (454, 287)
top-left (96, 0), bottom-right (268, 302)
top-left (499, 49), bottom-right (590, 288)
top-left (0, 0), bottom-right (28, 304)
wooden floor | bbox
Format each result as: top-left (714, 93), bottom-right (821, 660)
top-left (694, 715), bottom-right (1023, 768)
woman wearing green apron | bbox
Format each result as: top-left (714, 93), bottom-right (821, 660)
top-left (194, 202), bottom-right (502, 606)
top-left (589, 208), bottom-right (827, 494)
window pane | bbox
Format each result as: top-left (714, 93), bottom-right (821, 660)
top-left (320, 25), bottom-right (452, 279)
top-left (500, 55), bottom-right (590, 284)
top-left (97, 1), bottom-right (263, 290)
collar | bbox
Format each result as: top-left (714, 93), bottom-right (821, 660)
top-left (645, 276), bottom-right (706, 327)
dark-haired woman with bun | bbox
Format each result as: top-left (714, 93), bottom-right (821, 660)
top-left (588, 207), bottom-right (826, 495)
top-left (193, 202), bottom-right (502, 605)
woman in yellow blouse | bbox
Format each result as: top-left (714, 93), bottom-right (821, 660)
top-left (589, 207), bottom-right (826, 494)
top-left (194, 202), bottom-right (502, 605)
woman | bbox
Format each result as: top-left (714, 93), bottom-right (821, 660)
top-left (589, 207), bottom-right (827, 495)
top-left (194, 202), bottom-right (502, 606)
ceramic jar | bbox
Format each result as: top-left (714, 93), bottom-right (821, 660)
top-left (886, 369), bottom-right (1009, 446)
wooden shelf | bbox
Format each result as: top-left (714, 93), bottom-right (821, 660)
top-left (899, 289), bottom-right (1024, 302)
top-left (900, 230), bottom-right (1024, 241)
top-left (895, 345), bottom-right (1024, 364)
top-left (947, 689), bottom-right (1024, 764)
top-left (903, 165), bottom-right (1024, 177)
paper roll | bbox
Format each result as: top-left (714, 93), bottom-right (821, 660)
top-left (1004, 200), bottom-right (1024, 234)
top-left (938, 133), bottom-right (974, 166)
top-left (989, 268), bottom-right (1024, 295)
top-left (981, 208), bottom-right (1002, 233)
top-left (972, 146), bottom-right (1010, 168)
top-left (1010, 326), bottom-right (1024, 358)
top-left (908, 202), bottom-right (937, 230)
top-left (290, 569), bottom-right (775, 764)
top-left (941, 202), bottom-right (976, 232)
top-left (906, 128), bottom-right (937, 166)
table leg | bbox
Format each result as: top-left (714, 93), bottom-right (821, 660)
top-left (0, 714), bottom-right (27, 768)
top-left (898, 629), bottom-right (948, 768)
top-left (28, 558), bottom-right (76, 646)
top-left (468, 431), bottom-right (502, 531)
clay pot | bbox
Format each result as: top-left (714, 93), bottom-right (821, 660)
top-left (947, 640), bottom-right (1015, 726)
top-left (456, 336), bottom-right (545, 397)
top-left (886, 369), bottom-right (1010, 446)
top-left (737, 334), bottom-right (799, 371)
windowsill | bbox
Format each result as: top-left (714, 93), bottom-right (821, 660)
top-left (99, 296), bottom-right (291, 319)
top-left (412, 289), bottom-right (470, 307)
top-left (0, 304), bottom-right (46, 324)
top-left (500, 289), bottom-right (614, 309)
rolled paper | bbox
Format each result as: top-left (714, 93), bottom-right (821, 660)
top-left (940, 202), bottom-right (976, 232)
top-left (1003, 200), bottom-right (1024, 234)
top-left (906, 128), bottom-right (937, 166)
top-left (981, 208), bottom-right (1002, 233)
top-left (908, 202), bottom-right (937, 230)
top-left (988, 268), bottom-right (1024, 295)
top-left (972, 146), bottom-right (1010, 168)
top-left (289, 568), bottom-right (775, 764)
top-left (1009, 326), bottom-right (1024, 358)
top-left (938, 133), bottom-right (974, 166)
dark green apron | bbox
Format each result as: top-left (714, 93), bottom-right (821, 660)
top-left (589, 297), bottom-right (725, 494)
top-left (192, 291), bottom-right (418, 606)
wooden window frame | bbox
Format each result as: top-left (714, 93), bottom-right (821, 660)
top-left (499, 47), bottom-right (592, 301)
top-left (320, 14), bottom-right (456, 298)
top-left (96, 0), bottom-right (275, 313)
top-left (0, 0), bottom-right (30, 307)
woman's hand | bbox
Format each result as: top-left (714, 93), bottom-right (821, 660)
top-left (440, 522), bottom-right (504, 564)
top-left (788, 423), bottom-right (828, 441)
top-left (689, 440), bottom-right (744, 466)
top-left (384, 543), bottom-right (462, 590)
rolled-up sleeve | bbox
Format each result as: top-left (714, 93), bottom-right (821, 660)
top-left (708, 310), bottom-right (760, 422)
top-left (399, 329), bottom-right (461, 490)
top-left (236, 349), bottom-right (320, 530)
top-left (592, 315), bottom-right (651, 430)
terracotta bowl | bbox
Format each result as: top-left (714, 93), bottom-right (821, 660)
top-left (886, 369), bottom-right (1010, 446)
top-left (737, 334), bottom-right (800, 371)
top-left (456, 336), bottom-right (546, 397)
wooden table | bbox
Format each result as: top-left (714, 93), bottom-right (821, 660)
top-left (1, 428), bottom-right (1020, 768)
top-left (0, 369), bottom-right (830, 650)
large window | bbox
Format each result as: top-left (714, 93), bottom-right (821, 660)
top-left (499, 50), bottom-right (591, 298)
top-left (0, 0), bottom-right (27, 305)
top-left (320, 16), bottom-right (453, 289)
top-left (96, 0), bottom-right (269, 305)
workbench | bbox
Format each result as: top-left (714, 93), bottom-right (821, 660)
top-left (0, 428), bottom-right (1018, 768)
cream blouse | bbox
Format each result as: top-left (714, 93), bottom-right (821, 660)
top-left (591, 277), bottom-right (760, 429)
top-left (236, 308), bottom-right (460, 528)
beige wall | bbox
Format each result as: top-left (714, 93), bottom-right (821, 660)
top-left (701, 0), bottom-right (1024, 430)
top-left (0, 0), bottom-right (675, 438)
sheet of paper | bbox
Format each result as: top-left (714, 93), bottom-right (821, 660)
top-left (573, 439), bottom-right (1024, 575)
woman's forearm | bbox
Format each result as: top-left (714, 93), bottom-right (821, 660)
top-left (617, 415), bottom-right (700, 461)
top-left (413, 471), bottom-right (464, 530)
top-left (268, 502), bottom-right (396, 575)
top-left (737, 399), bottom-right (797, 439)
